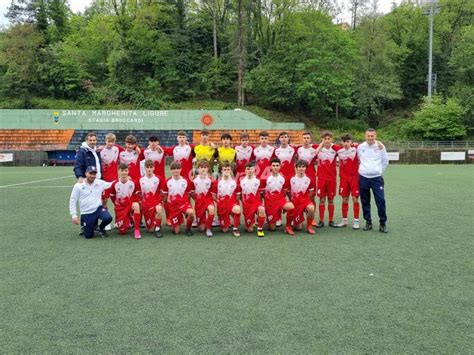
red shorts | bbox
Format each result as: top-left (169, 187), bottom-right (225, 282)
top-left (115, 203), bottom-right (133, 234)
top-left (169, 203), bottom-right (193, 227)
top-left (217, 201), bottom-right (239, 229)
top-left (339, 176), bottom-right (359, 197)
top-left (195, 197), bottom-right (215, 226)
top-left (242, 201), bottom-right (263, 229)
top-left (142, 203), bottom-right (162, 230)
top-left (293, 198), bottom-right (314, 225)
top-left (264, 197), bottom-right (287, 225)
top-left (317, 178), bottom-right (336, 199)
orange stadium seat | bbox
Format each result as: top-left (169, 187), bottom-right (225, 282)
top-left (0, 129), bottom-right (75, 150)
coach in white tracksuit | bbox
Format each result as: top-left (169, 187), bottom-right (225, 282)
top-left (357, 128), bottom-right (389, 233)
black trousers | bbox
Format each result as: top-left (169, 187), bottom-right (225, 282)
top-left (80, 206), bottom-right (113, 238)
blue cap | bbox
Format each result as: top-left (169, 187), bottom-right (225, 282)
top-left (86, 166), bottom-right (98, 173)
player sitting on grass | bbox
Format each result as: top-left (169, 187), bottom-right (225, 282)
top-left (140, 159), bottom-right (165, 238)
top-left (263, 158), bottom-right (296, 235)
top-left (336, 134), bottom-right (360, 229)
top-left (69, 166), bottom-right (113, 239)
top-left (238, 162), bottom-right (266, 237)
top-left (315, 131), bottom-right (341, 228)
top-left (192, 160), bottom-right (217, 237)
top-left (290, 160), bottom-right (316, 235)
top-left (217, 162), bottom-right (241, 237)
top-left (162, 161), bottom-right (195, 236)
top-left (110, 164), bottom-right (142, 239)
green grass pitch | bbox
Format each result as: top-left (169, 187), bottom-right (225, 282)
top-left (0, 165), bottom-right (472, 352)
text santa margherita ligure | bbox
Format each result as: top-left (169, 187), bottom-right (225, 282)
top-left (60, 110), bottom-right (169, 123)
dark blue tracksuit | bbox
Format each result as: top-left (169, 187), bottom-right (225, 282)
top-left (359, 175), bottom-right (387, 224)
top-left (81, 206), bottom-right (113, 238)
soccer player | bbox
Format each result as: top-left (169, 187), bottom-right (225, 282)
top-left (290, 160), bottom-right (316, 234)
top-left (110, 164), bottom-right (142, 239)
top-left (193, 129), bottom-right (217, 173)
top-left (192, 160), bottom-right (217, 237)
top-left (315, 131), bottom-right (341, 228)
top-left (263, 158), bottom-right (296, 235)
top-left (216, 133), bottom-right (237, 173)
top-left (216, 162), bottom-right (241, 237)
top-left (234, 133), bottom-right (254, 180)
top-left (119, 135), bottom-right (142, 182)
top-left (295, 131), bottom-right (319, 189)
top-left (162, 131), bottom-right (194, 181)
top-left (253, 131), bottom-right (275, 179)
top-left (336, 134), bottom-right (360, 229)
top-left (69, 166), bottom-right (113, 239)
top-left (238, 162), bottom-right (266, 237)
top-left (274, 132), bottom-right (296, 183)
top-left (140, 159), bottom-right (165, 238)
top-left (141, 136), bottom-right (166, 181)
top-left (162, 161), bottom-right (195, 236)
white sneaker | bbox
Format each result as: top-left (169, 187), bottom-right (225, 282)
top-left (275, 220), bottom-right (282, 227)
top-left (206, 229), bottom-right (213, 238)
top-left (104, 223), bottom-right (112, 231)
top-left (192, 220), bottom-right (198, 228)
top-left (336, 219), bottom-right (348, 228)
top-left (212, 216), bottom-right (220, 227)
top-left (353, 220), bottom-right (360, 229)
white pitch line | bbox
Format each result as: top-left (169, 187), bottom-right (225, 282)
top-left (2, 186), bottom-right (72, 189)
top-left (0, 175), bottom-right (73, 188)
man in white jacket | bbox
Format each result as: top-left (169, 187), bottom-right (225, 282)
top-left (357, 128), bottom-right (389, 233)
top-left (69, 166), bottom-right (113, 238)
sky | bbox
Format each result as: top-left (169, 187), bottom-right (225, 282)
top-left (0, 0), bottom-right (399, 27)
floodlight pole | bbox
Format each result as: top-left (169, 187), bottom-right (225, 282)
top-left (428, 5), bottom-right (434, 99)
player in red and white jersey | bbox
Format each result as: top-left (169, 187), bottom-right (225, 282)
top-left (216, 162), bottom-right (241, 237)
top-left (110, 164), bottom-right (142, 239)
top-left (315, 131), bottom-right (341, 228)
top-left (119, 135), bottom-right (143, 183)
top-left (234, 132), bottom-right (254, 181)
top-left (162, 161), bottom-right (195, 236)
top-left (295, 131), bottom-right (319, 189)
top-left (335, 134), bottom-right (360, 229)
top-left (139, 159), bottom-right (165, 238)
top-left (238, 162), bottom-right (266, 237)
top-left (192, 160), bottom-right (217, 237)
top-left (290, 160), bottom-right (316, 235)
top-left (263, 158), bottom-right (296, 235)
top-left (253, 131), bottom-right (275, 180)
top-left (100, 133), bottom-right (123, 185)
top-left (141, 136), bottom-right (166, 181)
top-left (274, 132), bottom-right (296, 183)
top-left (162, 131), bottom-right (194, 181)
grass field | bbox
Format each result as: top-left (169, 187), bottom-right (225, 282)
top-left (0, 165), bottom-right (472, 353)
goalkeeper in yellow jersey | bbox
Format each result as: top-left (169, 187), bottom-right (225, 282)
top-left (193, 129), bottom-right (217, 174)
top-left (216, 133), bottom-right (237, 176)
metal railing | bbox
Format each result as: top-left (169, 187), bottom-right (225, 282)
top-left (385, 141), bottom-right (474, 149)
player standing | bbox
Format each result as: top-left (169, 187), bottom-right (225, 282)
top-left (216, 162), bottom-right (241, 237)
top-left (140, 159), bottom-right (165, 238)
top-left (234, 133), bottom-right (254, 181)
top-left (253, 131), bottom-right (275, 179)
top-left (336, 134), bottom-right (360, 229)
top-left (119, 135), bottom-right (142, 182)
top-left (216, 133), bottom-right (237, 173)
top-left (274, 132), bottom-right (296, 183)
top-left (142, 136), bottom-right (166, 181)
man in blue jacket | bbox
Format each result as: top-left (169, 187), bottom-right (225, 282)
top-left (357, 128), bottom-right (389, 233)
top-left (74, 132), bottom-right (102, 183)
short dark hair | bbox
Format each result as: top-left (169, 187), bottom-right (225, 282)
top-left (259, 131), bottom-right (269, 137)
top-left (302, 131), bottom-right (312, 136)
top-left (170, 161), bottom-right (182, 170)
top-left (221, 162), bottom-right (232, 169)
top-left (295, 159), bottom-right (308, 167)
top-left (201, 129), bottom-right (210, 136)
top-left (144, 159), bottom-right (154, 168)
top-left (86, 132), bottom-right (97, 139)
top-left (125, 135), bottom-right (137, 144)
top-left (245, 161), bottom-right (255, 168)
top-left (366, 128), bottom-right (376, 133)
top-left (119, 163), bottom-right (129, 170)
top-left (177, 131), bottom-right (187, 137)
top-left (240, 133), bottom-right (249, 139)
top-left (197, 160), bottom-right (209, 168)
top-left (278, 131), bottom-right (289, 138)
top-left (148, 135), bottom-right (159, 142)
top-left (271, 157), bottom-right (281, 165)
top-left (341, 133), bottom-right (352, 142)
top-left (320, 131), bottom-right (333, 138)
top-left (221, 133), bottom-right (232, 141)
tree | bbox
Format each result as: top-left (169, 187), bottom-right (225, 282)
top-left (402, 96), bottom-right (467, 140)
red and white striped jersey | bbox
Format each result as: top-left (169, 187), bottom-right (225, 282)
top-left (100, 145), bottom-right (122, 182)
top-left (317, 144), bottom-right (341, 180)
top-left (139, 175), bottom-right (163, 207)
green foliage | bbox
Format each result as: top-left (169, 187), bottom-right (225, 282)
top-left (402, 96), bottom-right (467, 140)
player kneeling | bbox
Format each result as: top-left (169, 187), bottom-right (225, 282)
top-left (110, 164), bottom-right (142, 239)
top-left (217, 162), bottom-right (241, 237)
top-left (192, 160), bottom-right (217, 237)
top-left (290, 160), bottom-right (316, 234)
top-left (162, 161), bottom-right (195, 236)
top-left (239, 162), bottom-right (266, 237)
top-left (263, 158), bottom-right (296, 235)
top-left (140, 159), bottom-right (165, 238)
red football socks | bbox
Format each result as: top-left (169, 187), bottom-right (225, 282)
top-left (206, 213), bottom-right (214, 230)
top-left (233, 213), bottom-right (241, 228)
top-left (186, 215), bottom-right (193, 229)
top-left (354, 202), bottom-right (360, 219)
top-left (319, 203), bottom-right (325, 222)
top-left (133, 212), bottom-right (141, 232)
top-left (257, 215), bottom-right (265, 229)
top-left (328, 204), bottom-right (335, 221)
top-left (286, 208), bottom-right (295, 227)
top-left (342, 202), bottom-right (349, 219)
